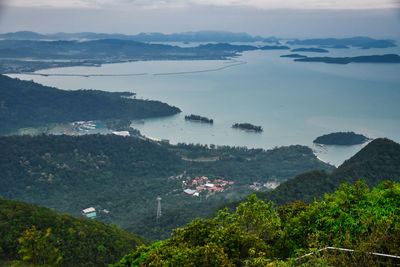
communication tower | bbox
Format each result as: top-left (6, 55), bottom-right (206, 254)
top-left (156, 196), bottom-right (162, 221)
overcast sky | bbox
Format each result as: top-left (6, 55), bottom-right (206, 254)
top-left (0, 0), bottom-right (399, 38)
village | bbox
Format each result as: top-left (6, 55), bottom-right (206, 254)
top-left (171, 173), bottom-right (235, 197)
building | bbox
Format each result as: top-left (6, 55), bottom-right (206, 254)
top-left (183, 189), bottom-right (197, 196)
top-left (81, 207), bottom-right (97, 219)
top-left (112, 131), bottom-right (130, 137)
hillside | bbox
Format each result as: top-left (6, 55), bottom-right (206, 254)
top-left (113, 180), bottom-right (400, 266)
top-left (0, 198), bottom-right (146, 266)
top-left (0, 75), bottom-right (180, 134)
top-left (252, 138), bottom-right (400, 206)
top-left (0, 134), bottom-right (333, 240)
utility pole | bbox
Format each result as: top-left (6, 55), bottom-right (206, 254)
top-left (156, 196), bottom-right (162, 222)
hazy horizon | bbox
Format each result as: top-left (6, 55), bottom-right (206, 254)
top-left (1, 0), bottom-right (399, 39)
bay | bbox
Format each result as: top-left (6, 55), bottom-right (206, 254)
top-left (9, 46), bottom-right (400, 166)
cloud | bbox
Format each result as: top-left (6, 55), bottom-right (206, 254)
top-left (5, 0), bottom-right (400, 9)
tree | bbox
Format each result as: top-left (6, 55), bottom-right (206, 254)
top-left (17, 226), bottom-right (62, 266)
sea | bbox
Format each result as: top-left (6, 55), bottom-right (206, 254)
top-left (8, 43), bottom-right (400, 166)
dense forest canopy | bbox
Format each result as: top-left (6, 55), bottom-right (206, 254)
top-left (223, 138), bottom-right (400, 209)
top-left (0, 134), bottom-right (333, 240)
top-left (114, 180), bottom-right (400, 266)
top-left (0, 198), bottom-right (146, 266)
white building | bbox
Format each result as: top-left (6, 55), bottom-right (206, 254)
top-left (81, 207), bottom-right (97, 219)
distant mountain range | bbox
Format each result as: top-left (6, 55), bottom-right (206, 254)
top-left (0, 30), bottom-right (279, 43)
top-left (287, 37), bottom-right (396, 49)
top-left (0, 32), bottom-right (397, 73)
top-left (0, 31), bottom-right (396, 50)
top-left (294, 54), bottom-right (400, 64)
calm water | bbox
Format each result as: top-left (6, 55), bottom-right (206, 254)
top-left (9, 45), bottom-right (400, 166)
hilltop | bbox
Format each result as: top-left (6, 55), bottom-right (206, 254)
top-left (253, 138), bottom-right (400, 206)
top-left (0, 198), bottom-right (146, 266)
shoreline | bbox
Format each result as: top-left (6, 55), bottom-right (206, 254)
top-left (7, 59), bottom-right (247, 78)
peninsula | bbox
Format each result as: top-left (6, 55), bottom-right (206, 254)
top-left (313, 131), bottom-right (371, 146)
top-left (0, 74), bottom-right (180, 134)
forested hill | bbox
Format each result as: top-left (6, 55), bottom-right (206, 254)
top-left (252, 138), bottom-right (400, 206)
top-left (0, 75), bottom-right (180, 134)
top-left (0, 198), bottom-right (146, 266)
top-left (113, 181), bottom-right (400, 266)
top-left (0, 134), bottom-right (333, 240)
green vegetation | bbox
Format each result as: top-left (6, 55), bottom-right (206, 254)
top-left (232, 123), bottom-right (263, 132)
top-left (0, 134), bottom-right (333, 240)
top-left (0, 198), bottom-right (146, 266)
top-left (244, 138), bottom-right (400, 207)
top-left (106, 119), bottom-right (133, 131)
top-left (185, 114), bottom-right (214, 123)
top-left (314, 131), bottom-right (371, 145)
top-left (113, 180), bottom-right (400, 266)
top-left (0, 75), bottom-right (180, 134)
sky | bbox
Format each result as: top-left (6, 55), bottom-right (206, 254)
top-left (0, 0), bottom-right (399, 38)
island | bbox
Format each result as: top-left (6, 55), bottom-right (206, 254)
top-left (287, 37), bottom-right (396, 49)
top-left (294, 54), bottom-right (400, 64)
top-left (259, 45), bottom-right (290, 50)
top-left (280, 54), bottom-right (307, 58)
top-left (291, 48), bottom-right (329, 53)
top-left (313, 131), bottom-right (372, 146)
top-left (0, 39), bottom-right (260, 73)
top-left (185, 114), bottom-right (213, 124)
top-left (232, 123), bottom-right (263, 132)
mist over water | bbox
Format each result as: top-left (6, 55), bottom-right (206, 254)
top-left (9, 46), bottom-right (400, 166)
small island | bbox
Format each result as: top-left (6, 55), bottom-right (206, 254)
top-left (232, 123), bottom-right (263, 132)
top-left (291, 47), bottom-right (329, 53)
top-left (313, 132), bottom-right (372, 146)
top-left (280, 54), bottom-right (307, 58)
top-left (185, 114), bottom-right (213, 124)
top-left (259, 45), bottom-right (290, 50)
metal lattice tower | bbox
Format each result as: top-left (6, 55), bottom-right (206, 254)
top-left (156, 196), bottom-right (162, 221)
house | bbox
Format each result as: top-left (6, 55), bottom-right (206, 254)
top-left (81, 207), bottom-right (97, 219)
top-left (112, 131), bottom-right (130, 137)
top-left (183, 189), bottom-right (197, 195)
